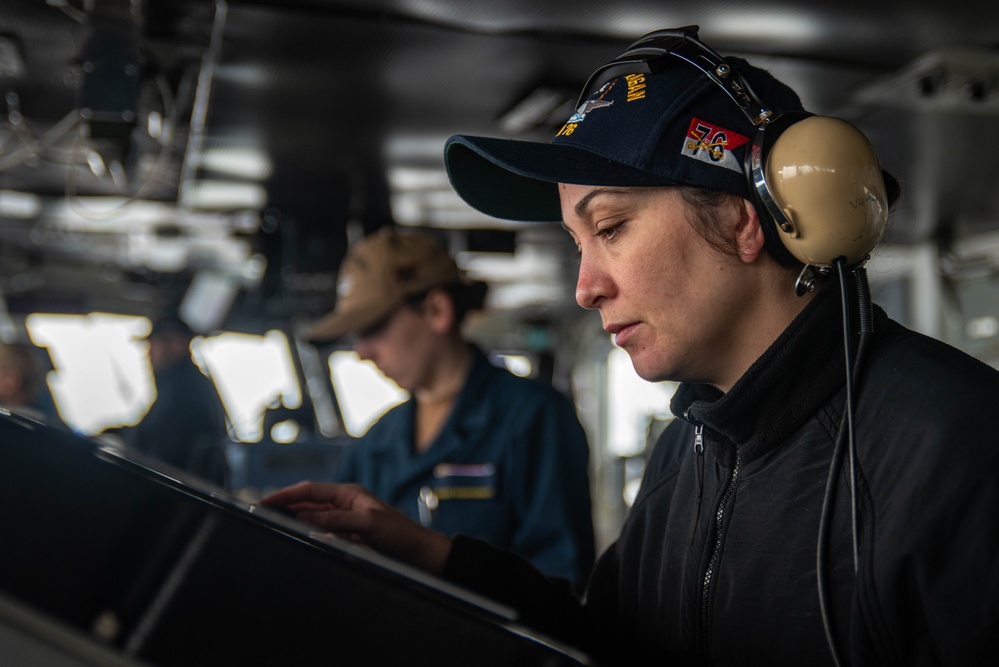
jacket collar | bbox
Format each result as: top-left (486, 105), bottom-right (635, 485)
top-left (671, 276), bottom-right (889, 466)
top-left (364, 344), bottom-right (495, 455)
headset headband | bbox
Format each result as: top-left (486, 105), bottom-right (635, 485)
top-left (577, 26), bottom-right (809, 263)
top-left (576, 26), bottom-right (775, 127)
top-left (574, 26), bottom-right (889, 271)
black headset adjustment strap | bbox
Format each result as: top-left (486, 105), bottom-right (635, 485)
top-left (576, 26), bottom-right (800, 262)
top-left (576, 26), bottom-right (775, 128)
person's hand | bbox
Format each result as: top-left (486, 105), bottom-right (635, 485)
top-left (259, 481), bottom-right (453, 575)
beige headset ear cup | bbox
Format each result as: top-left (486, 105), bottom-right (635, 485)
top-left (764, 116), bottom-right (888, 267)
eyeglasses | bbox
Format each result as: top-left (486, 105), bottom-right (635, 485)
top-left (356, 310), bottom-right (396, 341)
top-left (354, 289), bottom-right (432, 342)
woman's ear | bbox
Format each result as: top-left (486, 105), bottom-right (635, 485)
top-left (423, 288), bottom-right (456, 335)
top-left (733, 197), bottom-right (766, 264)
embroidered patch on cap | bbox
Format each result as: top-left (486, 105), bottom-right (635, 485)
top-left (681, 117), bottom-right (749, 173)
top-left (556, 80), bottom-right (618, 138)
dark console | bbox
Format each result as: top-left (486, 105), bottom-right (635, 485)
top-left (0, 411), bottom-right (592, 666)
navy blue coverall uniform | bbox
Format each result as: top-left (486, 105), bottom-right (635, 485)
top-left (337, 345), bottom-right (595, 588)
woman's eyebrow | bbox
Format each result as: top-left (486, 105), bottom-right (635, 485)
top-left (573, 187), bottom-right (639, 219)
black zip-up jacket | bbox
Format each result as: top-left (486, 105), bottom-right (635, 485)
top-left (444, 279), bottom-right (999, 666)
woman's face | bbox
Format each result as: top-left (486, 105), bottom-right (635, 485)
top-left (353, 302), bottom-right (438, 393)
top-left (560, 184), bottom-right (760, 387)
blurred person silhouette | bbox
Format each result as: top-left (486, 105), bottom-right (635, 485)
top-left (0, 341), bottom-right (65, 428)
top-left (121, 316), bottom-right (229, 487)
top-left (306, 226), bottom-right (595, 588)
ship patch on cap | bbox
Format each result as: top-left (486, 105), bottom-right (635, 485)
top-left (556, 80), bottom-right (619, 138)
top-left (682, 117), bottom-right (749, 173)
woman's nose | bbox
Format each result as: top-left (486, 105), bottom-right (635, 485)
top-left (575, 253), bottom-right (609, 310)
top-left (353, 339), bottom-right (374, 362)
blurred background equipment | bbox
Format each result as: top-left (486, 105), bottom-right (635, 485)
top-left (0, 0), bottom-right (998, 619)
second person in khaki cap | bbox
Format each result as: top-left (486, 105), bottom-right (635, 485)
top-left (307, 226), bottom-right (595, 588)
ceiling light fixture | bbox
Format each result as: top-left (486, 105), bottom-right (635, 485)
top-left (182, 181), bottom-right (268, 211)
top-left (198, 147), bottom-right (273, 180)
top-left (0, 189), bottom-right (42, 219)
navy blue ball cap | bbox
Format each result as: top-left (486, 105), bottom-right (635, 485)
top-left (444, 42), bottom-right (807, 223)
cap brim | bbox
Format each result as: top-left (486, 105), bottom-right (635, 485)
top-left (305, 300), bottom-right (398, 343)
top-left (444, 135), bottom-right (683, 223)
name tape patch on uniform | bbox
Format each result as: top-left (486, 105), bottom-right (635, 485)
top-left (434, 462), bottom-right (495, 478)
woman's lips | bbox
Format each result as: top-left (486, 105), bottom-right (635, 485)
top-left (608, 322), bottom-right (640, 347)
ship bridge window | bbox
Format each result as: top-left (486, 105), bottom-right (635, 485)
top-left (328, 350), bottom-right (407, 438)
top-left (25, 313), bottom-right (302, 443)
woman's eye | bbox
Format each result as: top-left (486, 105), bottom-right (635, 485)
top-left (595, 222), bottom-right (623, 242)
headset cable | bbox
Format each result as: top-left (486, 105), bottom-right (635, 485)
top-left (817, 258), bottom-right (873, 667)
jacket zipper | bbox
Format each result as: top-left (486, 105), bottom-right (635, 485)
top-left (687, 424), bottom-right (704, 545)
top-left (699, 447), bottom-right (741, 662)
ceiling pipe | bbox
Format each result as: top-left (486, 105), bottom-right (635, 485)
top-left (177, 0), bottom-right (228, 209)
